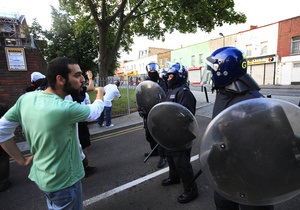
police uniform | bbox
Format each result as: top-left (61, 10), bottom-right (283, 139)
top-left (142, 76), bottom-right (167, 167)
top-left (212, 80), bottom-right (274, 210)
top-left (165, 83), bottom-right (198, 195)
top-left (206, 47), bottom-right (275, 210)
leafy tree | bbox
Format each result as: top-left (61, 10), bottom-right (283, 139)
top-left (61, 0), bottom-right (247, 85)
top-left (42, 7), bottom-right (99, 76)
top-left (23, 19), bottom-right (48, 55)
top-left (58, 0), bottom-right (246, 85)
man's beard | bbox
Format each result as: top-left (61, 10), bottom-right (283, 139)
top-left (64, 80), bottom-right (81, 100)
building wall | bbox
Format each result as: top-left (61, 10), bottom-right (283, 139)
top-left (120, 16), bottom-right (300, 86)
top-left (278, 16), bottom-right (300, 58)
top-left (171, 42), bottom-right (209, 84)
top-left (0, 46), bottom-right (46, 142)
top-left (209, 33), bottom-right (238, 53)
top-left (235, 23), bottom-right (279, 85)
top-left (123, 54), bottom-right (158, 77)
top-left (278, 16), bottom-right (300, 84)
top-left (157, 51), bottom-right (171, 69)
top-left (0, 47), bottom-right (46, 108)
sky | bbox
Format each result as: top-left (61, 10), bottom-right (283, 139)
top-left (1, 0), bottom-right (299, 60)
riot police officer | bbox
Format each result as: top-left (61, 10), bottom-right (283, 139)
top-left (206, 46), bottom-right (274, 210)
top-left (161, 62), bottom-right (198, 203)
top-left (140, 62), bottom-right (167, 168)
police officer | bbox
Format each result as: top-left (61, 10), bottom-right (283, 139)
top-left (139, 62), bottom-right (167, 168)
top-left (206, 46), bottom-right (274, 210)
top-left (161, 62), bottom-right (198, 203)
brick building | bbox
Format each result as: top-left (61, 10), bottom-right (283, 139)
top-left (278, 16), bottom-right (300, 85)
top-left (0, 13), bottom-right (46, 142)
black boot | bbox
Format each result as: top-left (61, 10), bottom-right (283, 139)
top-left (177, 188), bottom-right (199, 203)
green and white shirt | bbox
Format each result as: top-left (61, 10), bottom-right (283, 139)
top-left (0, 91), bottom-right (104, 192)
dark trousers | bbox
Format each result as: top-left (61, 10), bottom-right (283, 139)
top-left (166, 148), bottom-right (197, 191)
top-left (145, 126), bottom-right (166, 158)
top-left (0, 147), bottom-right (10, 191)
top-left (78, 121), bottom-right (91, 150)
top-left (98, 106), bottom-right (112, 126)
top-left (214, 192), bottom-right (274, 210)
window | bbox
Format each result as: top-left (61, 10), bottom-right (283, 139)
top-left (246, 45), bottom-right (252, 56)
top-left (191, 55), bottom-right (195, 66)
top-left (293, 62), bottom-right (300, 68)
top-left (199, 53), bottom-right (203, 64)
top-left (291, 36), bottom-right (300, 54)
top-left (261, 41), bottom-right (268, 55)
top-left (5, 38), bottom-right (18, 46)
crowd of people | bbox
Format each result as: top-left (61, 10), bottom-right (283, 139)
top-left (0, 46), bottom-right (295, 209)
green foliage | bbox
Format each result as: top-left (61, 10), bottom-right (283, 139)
top-left (42, 7), bottom-right (99, 75)
top-left (58, 0), bottom-right (246, 80)
top-left (27, 0), bottom-right (246, 81)
top-left (23, 19), bottom-right (48, 54)
top-left (88, 88), bottom-right (137, 115)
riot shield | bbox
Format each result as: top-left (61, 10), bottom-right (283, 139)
top-left (200, 98), bottom-right (300, 205)
top-left (147, 102), bottom-right (200, 151)
top-left (135, 80), bottom-right (166, 115)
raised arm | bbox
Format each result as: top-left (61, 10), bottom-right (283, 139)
top-left (86, 70), bottom-right (95, 92)
top-left (85, 87), bottom-right (105, 122)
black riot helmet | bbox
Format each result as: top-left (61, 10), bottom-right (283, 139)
top-left (146, 62), bottom-right (160, 82)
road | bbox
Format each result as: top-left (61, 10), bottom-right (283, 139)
top-left (2, 108), bottom-right (300, 209)
top-left (0, 115), bottom-right (213, 210)
top-left (1, 86), bottom-right (300, 209)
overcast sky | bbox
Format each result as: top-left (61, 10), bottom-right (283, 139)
top-left (1, 0), bottom-right (299, 60)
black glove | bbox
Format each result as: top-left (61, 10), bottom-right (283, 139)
top-left (138, 108), bottom-right (147, 118)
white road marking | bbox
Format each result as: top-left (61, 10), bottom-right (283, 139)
top-left (83, 154), bottom-right (200, 207)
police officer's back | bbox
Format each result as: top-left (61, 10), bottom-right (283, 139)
top-left (206, 46), bottom-right (274, 210)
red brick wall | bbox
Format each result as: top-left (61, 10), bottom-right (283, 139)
top-left (0, 47), bottom-right (46, 142)
top-left (278, 16), bottom-right (300, 60)
top-left (0, 47), bottom-right (47, 108)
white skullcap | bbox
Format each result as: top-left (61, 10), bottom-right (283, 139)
top-left (31, 72), bottom-right (46, 82)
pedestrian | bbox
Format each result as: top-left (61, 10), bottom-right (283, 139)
top-left (0, 57), bottom-right (105, 209)
top-left (0, 102), bottom-right (10, 192)
top-left (206, 46), bottom-right (274, 210)
top-left (161, 62), bottom-right (198, 203)
top-left (98, 80), bottom-right (121, 128)
top-left (25, 71), bottom-right (47, 92)
top-left (71, 70), bottom-right (97, 178)
top-left (139, 62), bottom-right (167, 168)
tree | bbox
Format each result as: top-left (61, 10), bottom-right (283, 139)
top-left (23, 19), bottom-right (48, 55)
top-left (43, 7), bottom-right (99, 75)
top-left (59, 0), bottom-right (246, 85)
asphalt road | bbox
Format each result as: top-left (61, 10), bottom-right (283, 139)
top-left (1, 86), bottom-right (300, 209)
top-left (2, 108), bottom-right (300, 209)
top-left (0, 115), bottom-right (212, 210)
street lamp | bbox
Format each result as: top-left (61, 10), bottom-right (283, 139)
top-left (219, 32), bottom-right (225, 47)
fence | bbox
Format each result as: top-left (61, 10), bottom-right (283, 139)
top-left (93, 76), bottom-right (146, 117)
